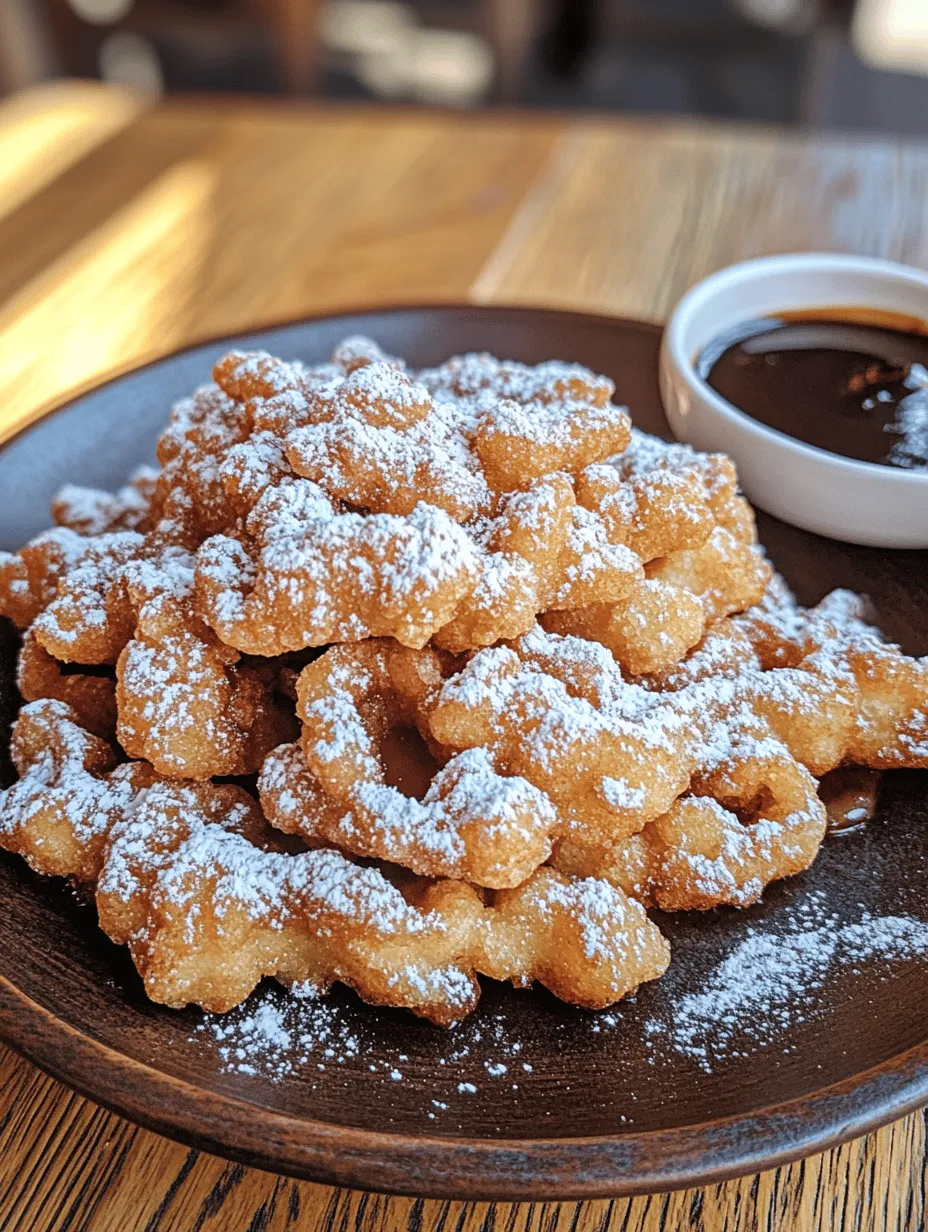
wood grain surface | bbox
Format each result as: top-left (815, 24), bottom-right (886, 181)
top-left (2, 80), bottom-right (928, 1231)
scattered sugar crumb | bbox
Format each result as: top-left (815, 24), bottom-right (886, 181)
top-left (643, 891), bottom-right (928, 1072)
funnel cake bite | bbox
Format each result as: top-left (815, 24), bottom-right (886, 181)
top-left (1, 525), bottom-right (292, 779)
top-left (427, 627), bottom-right (697, 848)
top-left (285, 361), bottom-right (493, 521)
top-left (97, 781), bottom-right (670, 1020)
top-left (195, 477), bottom-right (480, 655)
top-left (735, 579), bottom-right (928, 768)
top-left (17, 627), bottom-right (117, 740)
top-left (52, 466), bottom-right (159, 537)
top-left (432, 472), bottom-right (644, 653)
top-left (544, 441), bottom-right (771, 674)
top-left (0, 700), bottom-right (158, 883)
top-left (116, 548), bottom-right (295, 778)
top-left (223, 345), bottom-right (632, 521)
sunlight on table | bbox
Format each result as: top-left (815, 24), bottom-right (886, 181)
top-left (0, 159), bottom-right (216, 441)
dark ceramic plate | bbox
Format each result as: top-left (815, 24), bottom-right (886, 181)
top-left (1, 307), bottom-right (927, 1201)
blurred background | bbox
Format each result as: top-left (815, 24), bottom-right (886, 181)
top-left (3, 0), bottom-right (928, 134)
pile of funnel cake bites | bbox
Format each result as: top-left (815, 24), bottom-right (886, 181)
top-left (1, 336), bottom-right (927, 1027)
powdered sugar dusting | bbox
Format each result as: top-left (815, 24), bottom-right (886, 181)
top-left (644, 890), bottom-right (928, 1071)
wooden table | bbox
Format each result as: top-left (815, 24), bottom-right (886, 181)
top-left (1, 78), bottom-right (928, 1232)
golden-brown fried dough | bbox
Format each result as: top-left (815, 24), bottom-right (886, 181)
top-left (0, 700), bottom-right (157, 882)
top-left (52, 465), bottom-right (159, 537)
top-left (29, 531), bottom-right (144, 664)
top-left (195, 478), bottom-right (480, 655)
top-left (434, 473), bottom-right (644, 653)
top-left (428, 626), bottom-right (696, 848)
top-left (552, 745), bottom-right (825, 913)
top-left (17, 626), bottom-right (117, 740)
top-left (117, 548), bottom-right (295, 778)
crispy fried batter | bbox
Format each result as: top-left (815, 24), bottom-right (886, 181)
top-left (646, 521), bottom-right (771, 624)
top-left (434, 472), bottom-right (644, 653)
top-left (149, 383), bottom-right (251, 548)
top-left (4, 335), bottom-right (928, 1029)
top-left (544, 513), bottom-right (770, 674)
top-left (52, 465), bottom-right (159, 537)
top-left (94, 771), bottom-right (668, 1020)
top-left (0, 700), bottom-right (157, 882)
top-left (116, 548), bottom-right (295, 778)
top-left (552, 744), bottom-right (825, 913)
top-left (428, 627), bottom-right (696, 848)
top-left (0, 695), bottom-right (676, 1023)
top-left (195, 478), bottom-right (480, 655)
top-left (260, 641), bottom-right (560, 888)
top-left (222, 345), bottom-right (632, 522)
top-left (29, 531), bottom-right (144, 664)
top-left (0, 527), bottom-right (108, 630)
top-left (17, 626), bottom-right (117, 740)
top-left (736, 581), bottom-right (928, 770)
top-left (260, 740), bottom-right (560, 890)
top-left (573, 433), bottom-right (735, 564)
top-left (629, 617), bottom-right (760, 692)
top-left (284, 361), bottom-right (495, 521)
top-left (541, 581), bottom-right (707, 675)
top-left (295, 639), bottom-right (446, 793)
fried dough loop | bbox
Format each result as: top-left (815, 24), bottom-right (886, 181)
top-left (433, 472), bottom-right (644, 653)
top-left (428, 627), bottom-right (696, 848)
top-left (552, 745), bottom-right (825, 914)
top-left (2, 335), bottom-right (928, 1028)
top-left (542, 435), bottom-right (771, 674)
top-left (218, 343), bottom-right (633, 522)
top-left (17, 626), bottom-right (117, 740)
top-left (424, 623), bottom-right (832, 906)
top-left (735, 578), bottom-right (928, 769)
top-left (1, 529), bottom-right (292, 779)
top-left (0, 699), bottom-right (157, 882)
top-left (29, 530), bottom-right (144, 664)
top-left (285, 361), bottom-right (494, 521)
top-left (254, 640), bottom-right (563, 889)
top-left (149, 382), bottom-right (251, 548)
top-left (96, 781), bottom-right (670, 1020)
top-left (116, 546), bottom-right (296, 778)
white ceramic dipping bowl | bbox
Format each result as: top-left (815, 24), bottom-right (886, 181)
top-left (660, 252), bottom-right (928, 548)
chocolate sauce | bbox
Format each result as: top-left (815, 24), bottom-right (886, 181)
top-left (818, 766), bottom-right (882, 833)
top-left (699, 310), bottom-right (928, 469)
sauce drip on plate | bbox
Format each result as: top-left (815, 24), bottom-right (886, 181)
top-left (818, 766), bottom-right (883, 833)
top-left (699, 310), bottom-right (928, 469)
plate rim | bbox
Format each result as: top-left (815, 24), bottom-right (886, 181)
top-left (2, 302), bottom-right (927, 1200)
top-left (3, 970), bottom-right (928, 1200)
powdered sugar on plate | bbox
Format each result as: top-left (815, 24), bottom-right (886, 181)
top-left (193, 988), bottom-right (536, 1119)
top-left (195, 987), bottom-right (361, 1079)
top-left (643, 890), bottom-right (928, 1072)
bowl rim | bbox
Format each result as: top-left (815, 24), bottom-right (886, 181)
top-left (662, 251), bottom-right (928, 485)
top-left (2, 301), bottom-right (927, 1201)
